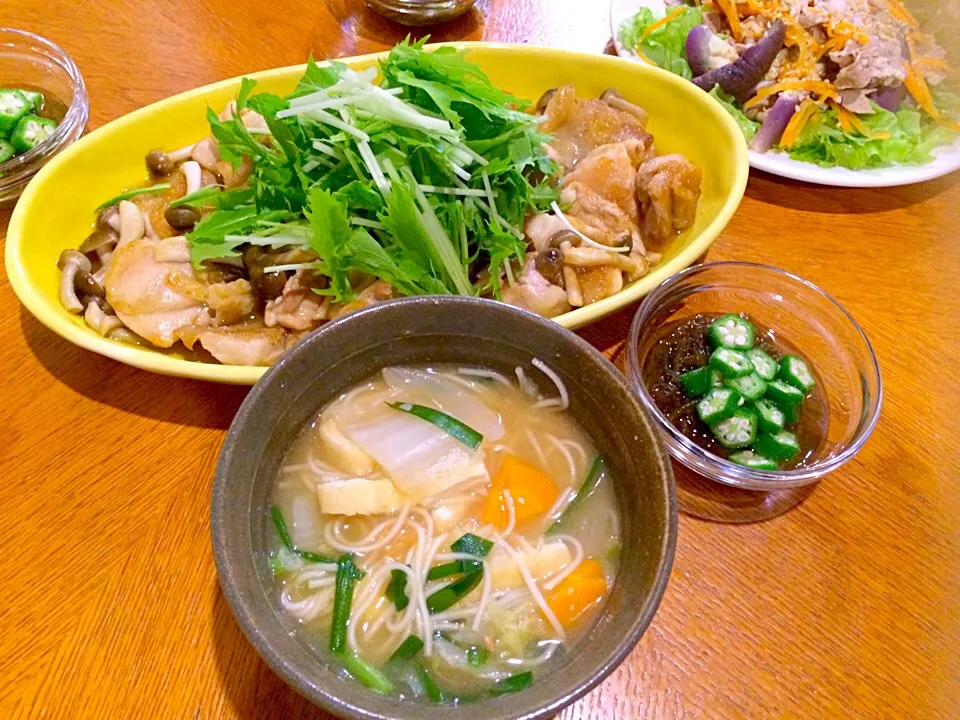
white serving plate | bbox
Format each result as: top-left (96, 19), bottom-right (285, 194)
top-left (610, 0), bottom-right (960, 187)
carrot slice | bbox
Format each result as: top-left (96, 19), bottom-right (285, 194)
top-left (887, 0), bottom-right (919, 28)
top-left (779, 99), bottom-right (819, 148)
top-left (745, 80), bottom-right (838, 109)
top-left (545, 558), bottom-right (608, 628)
top-left (640, 7), bottom-right (686, 44)
top-left (482, 455), bottom-right (559, 530)
top-left (713, 0), bottom-right (743, 42)
top-left (903, 62), bottom-right (941, 120)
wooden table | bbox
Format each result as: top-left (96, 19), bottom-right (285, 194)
top-left (2, 1), bottom-right (958, 718)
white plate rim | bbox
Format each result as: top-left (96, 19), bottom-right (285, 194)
top-left (609, 0), bottom-right (960, 187)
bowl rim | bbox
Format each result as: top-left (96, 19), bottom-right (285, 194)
top-left (626, 260), bottom-right (883, 490)
top-left (0, 27), bottom-right (89, 199)
top-left (211, 295), bottom-right (678, 719)
top-left (5, 41), bottom-right (749, 384)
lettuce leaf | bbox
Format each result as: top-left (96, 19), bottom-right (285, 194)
top-left (709, 86), bottom-right (760, 141)
top-left (788, 103), bottom-right (957, 170)
top-left (618, 6), bottom-right (703, 80)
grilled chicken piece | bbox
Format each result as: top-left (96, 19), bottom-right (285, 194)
top-left (540, 85), bottom-right (651, 171)
top-left (564, 142), bottom-right (647, 225)
top-left (105, 237), bottom-right (211, 347)
top-left (264, 270), bottom-right (329, 332)
top-left (194, 326), bottom-right (301, 366)
top-left (635, 155), bottom-right (703, 246)
top-left (501, 256), bottom-right (571, 318)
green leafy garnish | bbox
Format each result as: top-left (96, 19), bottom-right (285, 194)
top-left (788, 103), bottom-right (958, 170)
top-left (618, 6), bottom-right (703, 80)
top-left (342, 651), bottom-right (393, 695)
top-left (426, 569), bottom-right (484, 614)
top-left (467, 645), bottom-right (488, 667)
top-left (270, 506), bottom-right (335, 564)
top-left (709, 87), bottom-right (760, 141)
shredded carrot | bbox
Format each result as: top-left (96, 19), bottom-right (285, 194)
top-left (916, 57), bottom-right (948, 72)
top-left (779, 99), bottom-right (819, 148)
top-left (903, 61), bottom-right (941, 120)
top-left (940, 120), bottom-right (960, 132)
top-left (482, 455), bottom-right (559, 530)
top-left (714, 0), bottom-right (744, 41)
top-left (745, 80), bottom-right (838, 109)
top-left (544, 558), bottom-right (608, 628)
top-left (640, 6), bottom-right (686, 44)
top-left (831, 100), bottom-right (854, 132)
top-left (887, 0), bottom-right (919, 28)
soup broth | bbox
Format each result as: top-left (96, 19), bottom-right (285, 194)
top-left (268, 363), bottom-right (621, 700)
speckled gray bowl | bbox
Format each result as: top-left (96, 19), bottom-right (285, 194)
top-left (211, 296), bottom-right (677, 720)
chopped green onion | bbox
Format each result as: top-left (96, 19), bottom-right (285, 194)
top-left (467, 646), bottom-right (488, 667)
top-left (489, 671), bottom-right (533, 696)
top-left (95, 184), bottom-right (170, 212)
top-left (416, 662), bottom-right (447, 702)
top-left (388, 635), bottom-right (424, 663)
top-left (342, 651), bottom-right (393, 695)
top-left (549, 455), bottom-right (605, 533)
top-left (388, 402), bottom-right (483, 450)
top-left (450, 533), bottom-right (494, 556)
top-left (426, 568), bottom-right (484, 614)
top-left (330, 554), bottom-right (365, 656)
top-left (385, 567), bottom-right (410, 611)
top-left (426, 561), bottom-right (464, 581)
top-left (271, 505), bottom-right (296, 552)
top-left (270, 506), bottom-right (335, 563)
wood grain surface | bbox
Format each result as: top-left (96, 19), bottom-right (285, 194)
top-left (1, 1), bottom-right (959, 718)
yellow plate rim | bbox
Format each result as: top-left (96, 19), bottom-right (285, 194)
top-left (5, 42), bottom-right (748, 385)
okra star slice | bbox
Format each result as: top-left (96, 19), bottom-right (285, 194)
top-left (14, 89), bottom-right (44, 112)
top-left (746, 347), bottom-right (778, 381)
top-left (724, 372), bottom-right (767, 401)
top-left (10, 114), bottom-right (58, 153)
top-left (696, 387), bottom-right (742, 425)
top-left (754, 398), bottom-right (786, 434)
top-left (679, 366), bottom-right (714, 397)
top-left (728, 450), bottom-right (778, 470)
top-left (0, 89), bottom-right (31, 135)
top-left (778, 355), bottom-right (816, 392)
top-left (753, 430), bottom-right (801, 461)
top-left (708, 314), bottom-right (755, 350)
top-left (765, 378), bottom-right (804, 423)
top-left (0, 139), bottom-right (14, 164)
top-left (709, 347), bottom-right (753, 378)
top-left (711, 407), bottom-right (759, 449)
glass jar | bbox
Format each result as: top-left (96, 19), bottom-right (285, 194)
top-left (365, 0), bottom-right (478, 26)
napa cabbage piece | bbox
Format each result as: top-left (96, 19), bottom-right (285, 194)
top-left (488, 540), bottom-right (572, 590)
top-left (381, 367), bottom-right (504, 441)
top-left (339, 404), bottom-right (489, 501)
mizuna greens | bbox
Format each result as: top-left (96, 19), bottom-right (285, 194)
top-left (187, 39), bottom-right (558, 301)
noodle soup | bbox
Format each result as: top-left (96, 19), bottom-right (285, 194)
top-left (268, 362), bottom-right (621, 700)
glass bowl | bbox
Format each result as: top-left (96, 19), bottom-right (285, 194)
top-left (0, 28), bottom-right (88, 206)
top-left (365, 0), bottom-right (477, 25)
top-left (627, 262), bottom-right (882, 490)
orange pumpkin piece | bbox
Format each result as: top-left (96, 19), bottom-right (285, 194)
top-left (482, 455), bottom-right (559, 529)
top-left (545, 558), bottom-right (608, 628)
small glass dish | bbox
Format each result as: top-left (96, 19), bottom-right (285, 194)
top-left (365, 0), bottom-right (477, 26)
top-left (0, 28), bottom-right (88, 206)
top-left (627, 262), bottom-right (882, 491)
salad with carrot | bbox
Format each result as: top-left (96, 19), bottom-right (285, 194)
top-left (619, 0), bottom-right (960, 169)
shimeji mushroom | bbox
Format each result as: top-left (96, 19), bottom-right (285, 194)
top-left (600, 88), bottom-right (648, 125)
top-left (190, 137), bottom-right (220, 171)
top-left (84, 301), bottom-right (124, 337)
top-left (117, 200), bottom-right (145, 246)
top-left (57, 250), bottom-right (93, 314)
top-left (180, 160), bottom-right (202, 195)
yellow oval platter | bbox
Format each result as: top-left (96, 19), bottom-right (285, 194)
top-left (5, 43), bottom-right (748, 384)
